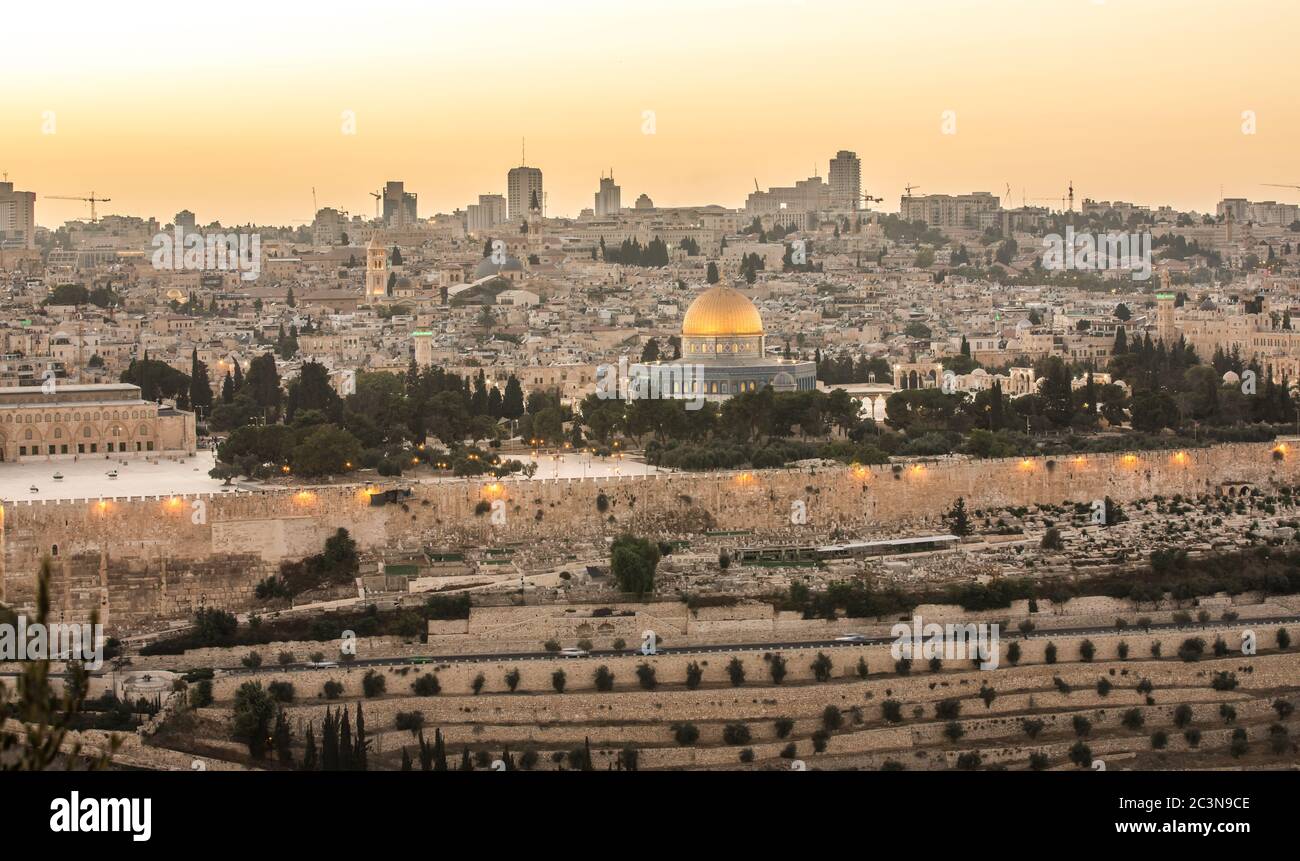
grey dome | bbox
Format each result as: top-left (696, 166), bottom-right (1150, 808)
top-left (474, 256), bottom-right (524, 279)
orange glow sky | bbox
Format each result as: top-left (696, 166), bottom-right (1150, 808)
top-left (3, 0), bottom-right (1298, 227)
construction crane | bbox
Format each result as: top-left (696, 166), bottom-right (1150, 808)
top-left (369, 189), bottom-right (382, 218)
top-left (1263, 183), bottom-right (1300, 196)
top-left (903, 184), bottom-right (920, 198)
top-left (47, 192), bottom-right (112, 223)
top-left (859, 191), bottom-right (883, 211)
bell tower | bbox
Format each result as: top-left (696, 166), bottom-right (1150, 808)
top-left (365, 235), bottom-right (388, 300)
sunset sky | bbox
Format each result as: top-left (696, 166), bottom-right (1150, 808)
top-left (4, 0), bottom-right (1298, 227)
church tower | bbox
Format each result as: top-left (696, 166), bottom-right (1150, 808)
top-left (365, 235), bottom-right (388, 300)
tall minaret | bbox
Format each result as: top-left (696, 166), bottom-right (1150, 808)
top-left (365, 235), bottom-right (387, 300)
top-left (1155, 269), bottom-right (1176, 344)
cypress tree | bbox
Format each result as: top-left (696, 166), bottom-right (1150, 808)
top-left (339, 708), bottom-right (354, 771)
top-left (302, 721), bottom-right (318, 771)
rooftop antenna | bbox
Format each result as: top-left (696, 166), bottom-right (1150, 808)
top-left (521, 137), bottom-right (526, 166)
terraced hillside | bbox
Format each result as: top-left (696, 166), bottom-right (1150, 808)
top-left (150, 627), bottom-right (1300, 771)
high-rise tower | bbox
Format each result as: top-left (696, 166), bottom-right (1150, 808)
top-left (829, 150), bottom-right (861, 212)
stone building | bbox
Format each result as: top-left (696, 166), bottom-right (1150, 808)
top-left (0, 383), bottom-right (196, 462)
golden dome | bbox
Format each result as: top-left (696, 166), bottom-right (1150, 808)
top-left (682, 285), bottom-right (764, 337)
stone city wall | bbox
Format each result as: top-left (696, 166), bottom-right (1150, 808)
top-left (2, 440), bottom-right (1296, 630)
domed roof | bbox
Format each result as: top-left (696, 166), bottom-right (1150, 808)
top-left (682, 285), bottom-right (764, 337)
top-left (474, 255), bottom-right (524, 279)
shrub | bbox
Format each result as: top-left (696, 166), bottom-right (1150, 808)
top-left (1229, 728), bottom-right (1248, 758)
top-left (577, 639), bottom-right (593, 652)
top-left (822, 706), bottom-right (843, 732)
top-left (1079, 639), bottom-right (1095, 662)
top-left (1073, 715), bottom-right (1092, 738)
top-left (1272, 698), bottom-right (1294, 720)
top-left (1136, 678), bottom-right (1154, 695)
top-left (504, 669), bottom-right (521, 692)
top-left (856, 657), bottom-right (869, 679)
top-left (471, 673), bottom-right (486, 694)
top-left (685, 661), bottom-right (703, 689)
top-left (726, 657), bottom-right (745, 686)
top-left (1184, 728), bottom-right (1202, 748)
top-left (1180, 637), bottom-right (1206, 663)
top-left (722, 723), bottom-right (752, 746)
top-left (774, 717), bottom-right (795, 738)
top-left (1211, 671), bottom-right (1238, 691)
top-left (395, 711), bottom-right (425, 734)
top-left (1212, 636), bottom-right (1229, 657)
top-left (1022, 718), bottom-right (1045, 739)
top-left (412, 673), bottom-right (440, 696)
top-left (1117, 641), bottom-right (1129, 660)
top-left (1278, 628), bottom-right (1292, 650)
top-left (810, 652), bottom-right (833, 682)
top-left (1150, 730), bottom-right (1168, 750)
top-left (1006, 642), bottom-right (1021, 665)
top-left (935, 698), bottom-right (961, 720)
top-left (362, 670), bottom-right (386, 698)
top-left (1068, 741), bottom-right (1092, 768)
top-left (780, 743), bottom-right (798, 759)
top-left (1150, 641), bottom-right (1163, 658)
top-left (1121, 708), bottom-right (1144, 730)
top-left (881, 699), bottom-right (904, 723)
top-left (1028, 752), bottom-right (1049, 771)
top-left (894, 657), bottom-right (912, 675)
top-left (543, 639), bottom-right (560, 652)
top-left (594, 665), bottom-right (615, 692)
top-left (241, 651), bottom-right (263, 669)
top-left (635, 663), bottom-right (657, 691)
top-left (551, 669), bottom-right (566, 693)
top-left (929, 657), bottom-right (943, 673)
top-left (1044, 642), bottom-right (1057, 664)
top-left (979, 685), bottom-right (996, 708)
top-left (1220, 704), bottom-right (1237, 723)
top-left (767, 653), bottom-right (787, 684)
top-left (277, 651), bottom-right (296, 666)
top-left (267, 681), bottom-right (295, 703)
top-left (811, 730), bottom-right (829, 753)
top-left (612, 638), bottom-right (626, 651)
top-left (943, 721), bottom-right (964, 742)
top-left (881, 759), bottom-right (905, 771)
top-left (672, 722), bottom-right (699, 745)
top-left (322, 680), bottom-right (343, 699)
top-left (739, 748), bottom-right (754, 763)
top-left (1173, 704), bottom-right (1194, 728)
top-left (1096, 678), bottom-right (1112, 697)
top-left (189, 679), bottom-right (213, 708)
top-left (1269, 724), bottom-right (1291, 755)
top-left (955, 751), bottom-right (982, 770)
top-left (1053, 676), bottom-right (1071, 695)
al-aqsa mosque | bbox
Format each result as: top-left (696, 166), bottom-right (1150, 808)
top-left (634, 285), bottom-right (816, 402)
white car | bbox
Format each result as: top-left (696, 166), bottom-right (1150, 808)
top-left (559, 647), bottom-right (589, 658)
top-left (307, 660), bottom-right (339, 669)
top-left (835, 634), bottom-right (870, 643)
